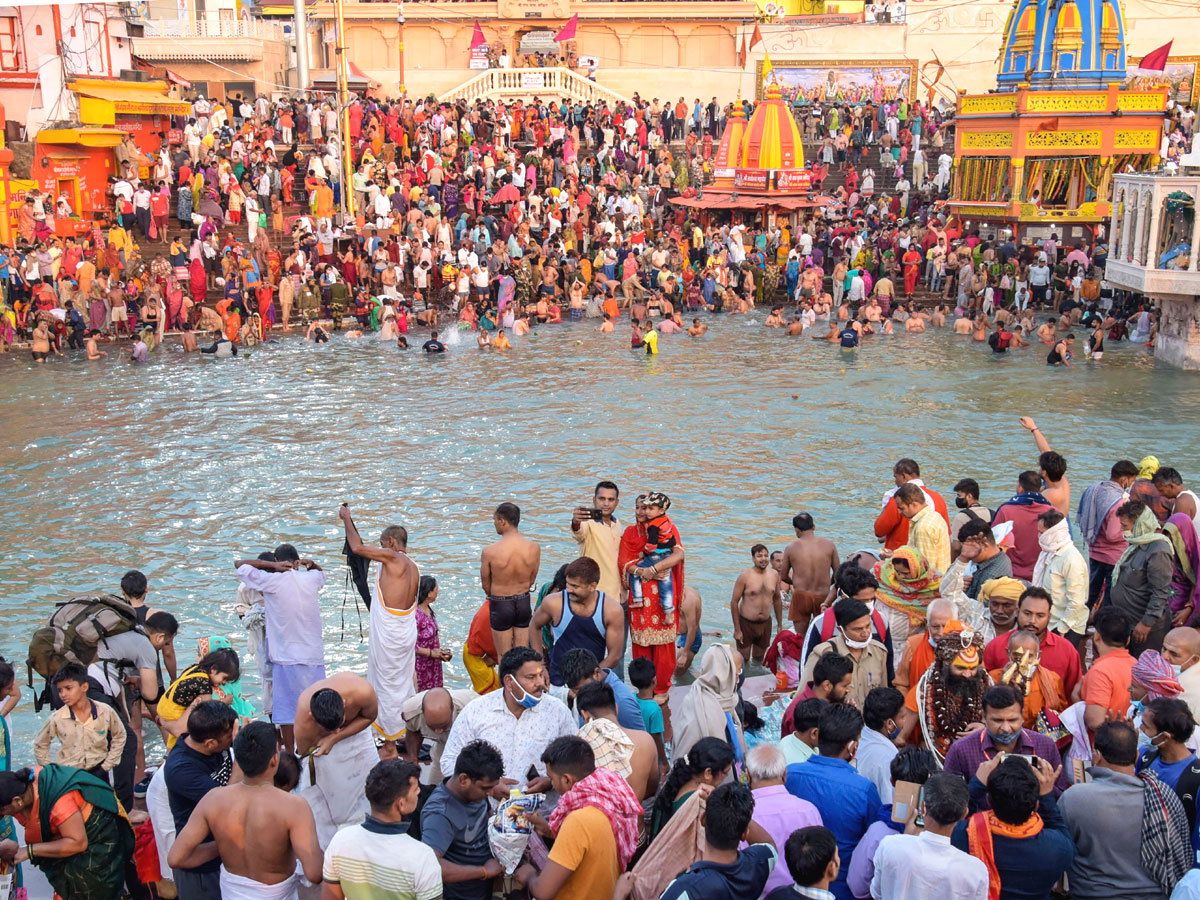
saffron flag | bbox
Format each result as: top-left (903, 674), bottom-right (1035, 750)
top-left (1139, 40), bottom-right (1173, 72)
top-left (750, 23), bottom-right (764, 48)
top-left (738, 34), bottom-right (746, 68)
top-left (1035, 117), bottom-right (1059, 133)
top-left (763, 52), bottom-right (775, 82)
top-left (555, 13), bottom-right (578, 43)
top-left (470, 21), bottom-right (486, 49)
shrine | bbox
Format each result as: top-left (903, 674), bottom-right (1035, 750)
top-left (947, 0), bottom-right (1167, 244)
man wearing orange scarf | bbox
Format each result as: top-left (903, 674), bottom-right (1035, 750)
top-left (952, 753), bottom-right (1074, 900)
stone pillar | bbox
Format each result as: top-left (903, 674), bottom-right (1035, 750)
top-left (1132, 187), bottom-right (1148, 265)
top-left (1121, 188), bottom-right (1135, 261)
top-left (1146, 197), bottom-right (1162, 271)
top-left (1110, 186), bottom-right (1122, 259)
top-left (1190, 184), bottom-right (1200, 273)
top-left (1155, 296), bottom-right (1200, 370)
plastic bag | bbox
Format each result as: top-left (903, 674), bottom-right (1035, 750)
top-left (488, 792), bottom-right (545, 875)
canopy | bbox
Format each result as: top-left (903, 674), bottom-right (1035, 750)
top-left (669, 193), bottom-right (837, 211)
top-left (72, 84), bottom-right (191, 116)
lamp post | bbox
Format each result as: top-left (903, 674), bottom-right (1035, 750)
top-left (333, 0), bottom-right (354, 220)
top-left (397, 0), bottom-right (406, 96)
top-left (293, 0), bottom-right (309, 91)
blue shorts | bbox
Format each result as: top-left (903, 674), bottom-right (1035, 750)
top-left (676, 631), bottom-right (702, 654)
top-left (271, 662), bottom-right (326, 724)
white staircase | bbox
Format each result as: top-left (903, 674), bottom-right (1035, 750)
top-left (440, 67), bottom-right (632, 108)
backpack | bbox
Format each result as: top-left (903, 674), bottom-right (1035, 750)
top-left (26, 593), bottom-right (141, 711)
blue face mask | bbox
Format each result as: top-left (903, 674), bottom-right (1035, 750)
top-left (508, 678), bottom-right (541, 710)
top-left (1138, 728), bottom-right (1156, 755)
top-left (988, 728), bottom-right (1021, 746)
top-left (1129, 699), bottom-right (1146, 717)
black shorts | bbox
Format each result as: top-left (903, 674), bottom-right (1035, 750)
top-left (31, 351), bottom-right (47, 361)
top-left (489, 592), bottom-right (532, 630)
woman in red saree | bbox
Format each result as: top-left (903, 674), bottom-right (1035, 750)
top-left (188, 257), bottom-right (207, 307)
top-left (256, 282), bottom-right (275, 338)
top-left (903, 247), bottom-right (922, 299)
top-left (618, 494), bottom-right (684, 699)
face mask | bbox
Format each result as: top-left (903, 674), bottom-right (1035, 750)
top-left (840, 627), bottom-right (872, 650)
top-left (887, 720), bottom-right (902, 741)
top-left (507, 677), bottom-right (541, 710)
top-left (1138, 728), bottom-right (1155, 755)
top-left (1129, 699), bottom-right (1146, 718)
top-left (1172, 664), bottom-right (1185, 679)
top-left (955, 496), bottom-right (969, 509)
top-left (988, 728), bottom-right (1020, 746)
top-left (927, 630), bottom-right (938, 647)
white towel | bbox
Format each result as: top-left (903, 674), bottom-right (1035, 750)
top-left (219, 866), bottom-right (298, 900)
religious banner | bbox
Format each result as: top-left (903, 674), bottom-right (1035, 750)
top-left (756, 59), bottom-right (917, 104)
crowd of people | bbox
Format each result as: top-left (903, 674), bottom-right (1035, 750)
top-left (0, 85), bottom-right (1176, 367)
top-left (5, 419), bottom-right (1200, 900)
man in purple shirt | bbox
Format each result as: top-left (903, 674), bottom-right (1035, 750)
top-left (129, 336), bottom-right (149, 363)
top-left (1077, 460), bottom-right (1139, 608)
top-left (746, 743), bottom-right (822, 898)
top-left (943, 684), bottom-right (1070, 811)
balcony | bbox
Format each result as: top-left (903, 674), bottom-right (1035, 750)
top-left (132, 17), bottom-right (292, 62)
top-left (1107, 171), bottom-right (1200, 298)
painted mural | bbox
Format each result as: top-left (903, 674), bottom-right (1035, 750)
top-left (1125, 58), bottom-right (1197, 105)
top-left (759, 60), bottom-right (917, 104)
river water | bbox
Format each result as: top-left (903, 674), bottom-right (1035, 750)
top-left (2, 319), bottom-right (1198, 748)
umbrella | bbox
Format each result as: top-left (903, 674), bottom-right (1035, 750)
top-left (492, 184), bottom-right (520, 204)
top-left (198, 198), bottom-right (224, 220)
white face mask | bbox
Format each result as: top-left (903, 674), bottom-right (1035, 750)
top-left (840, 626), bottom-right (872, 650)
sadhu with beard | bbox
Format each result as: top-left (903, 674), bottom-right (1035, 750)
top-left (904, 630), bottom-right (990, 764)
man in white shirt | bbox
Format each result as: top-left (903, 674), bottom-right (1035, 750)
top-left (234, 546), bottom-right (326, 753)
top-left (440, 647), bottom-right (575, 798)
top-left (870, 773), bottom-right (987, 900)
top-left (857, 687), bottom-right (903, 803)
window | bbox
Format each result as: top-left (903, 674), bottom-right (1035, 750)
top-left (0, 16), bottom-right (21, 72)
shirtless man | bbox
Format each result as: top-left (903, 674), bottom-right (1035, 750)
top-left (785, 316), bottom-right (805, 336)
top-left (293, 671), bottom-right (379, 758)
top-left (481, 502), bottom-right (541, 658)
top-left (31, 319), bottom-right (55, 362)
top-left (168, 721), bottom-right (322, 900)
top-left (952, 315), bottom-right (973, 335)
top-left (600, 314), bottom-right (615, 333)
top-left (576, 681), bottom-right (659, 801)
top-left (292, 672), bottom-right (383, 845)
top-left (779, 512), bottom-right (840, 636)
top-left (1019, 417), bottom-right (1071, 516)
top-left (930, 305), bottom-right (947, 328)
top-left (765, 308), bottom-right (785, 328)
top-left (730, 544), bottom-right (783, 667)
top-left (85, 330), bottom-right (108, 359)
top-left (687, 318), bottom-right (707, 336)
top-left (675, 585), bottom-right (703, 675)
top-left (180, 324), bottom-right (198, 352)
top-left (341, 505), bottom-right (420, 755)
top-left (905, 314), bottom-right (926, 333)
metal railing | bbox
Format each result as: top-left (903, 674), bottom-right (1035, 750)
top-left (440, 67), bottom-right (631, 107)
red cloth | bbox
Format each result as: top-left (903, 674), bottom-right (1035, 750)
top-left (991, 499), bottom-right (1054, 580)
top-left (764, 629), bottom-right (805, 673)
top-left (548, 766), bottom-right (641, 870)
top-left (133, 819), bottom-right (162, 884)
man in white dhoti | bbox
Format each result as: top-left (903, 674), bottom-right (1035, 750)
top-left (168, 722), bottom-right (323, 900)
top-left (340, 505), bottom-right (421, 758)
top-left (293, 673), bottom-right (381, 846)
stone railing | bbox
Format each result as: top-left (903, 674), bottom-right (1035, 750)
top-left (440, 67), bottom-right (632, 107)
top-left (141, 17), bottom-right (291, 39)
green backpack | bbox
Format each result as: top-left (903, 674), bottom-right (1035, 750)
top-left (26, 593), bottom-right (141, 711)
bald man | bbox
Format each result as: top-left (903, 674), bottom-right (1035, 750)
top-left (893, 598), bottom-right (960, 696)
top-left (401, 687), bottom-right (478, 783)
top-left (1163, 627), bottom-right (1200, 723)
top-left (989, 630), bottom-right (1066, 729)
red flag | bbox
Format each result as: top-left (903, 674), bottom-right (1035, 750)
top-left (1035, 117), bottom-right (1059, 133)
top-left (749, 23), bottom-right (763, 49)
top-left (470, 21), bottom-right (486, 49)
top-left (1139, 40), bottom-right (1173, 72)
top-left (737, 34), bottom-right (746, 68)
top-left (555, 13), bottom-right (578, 43)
